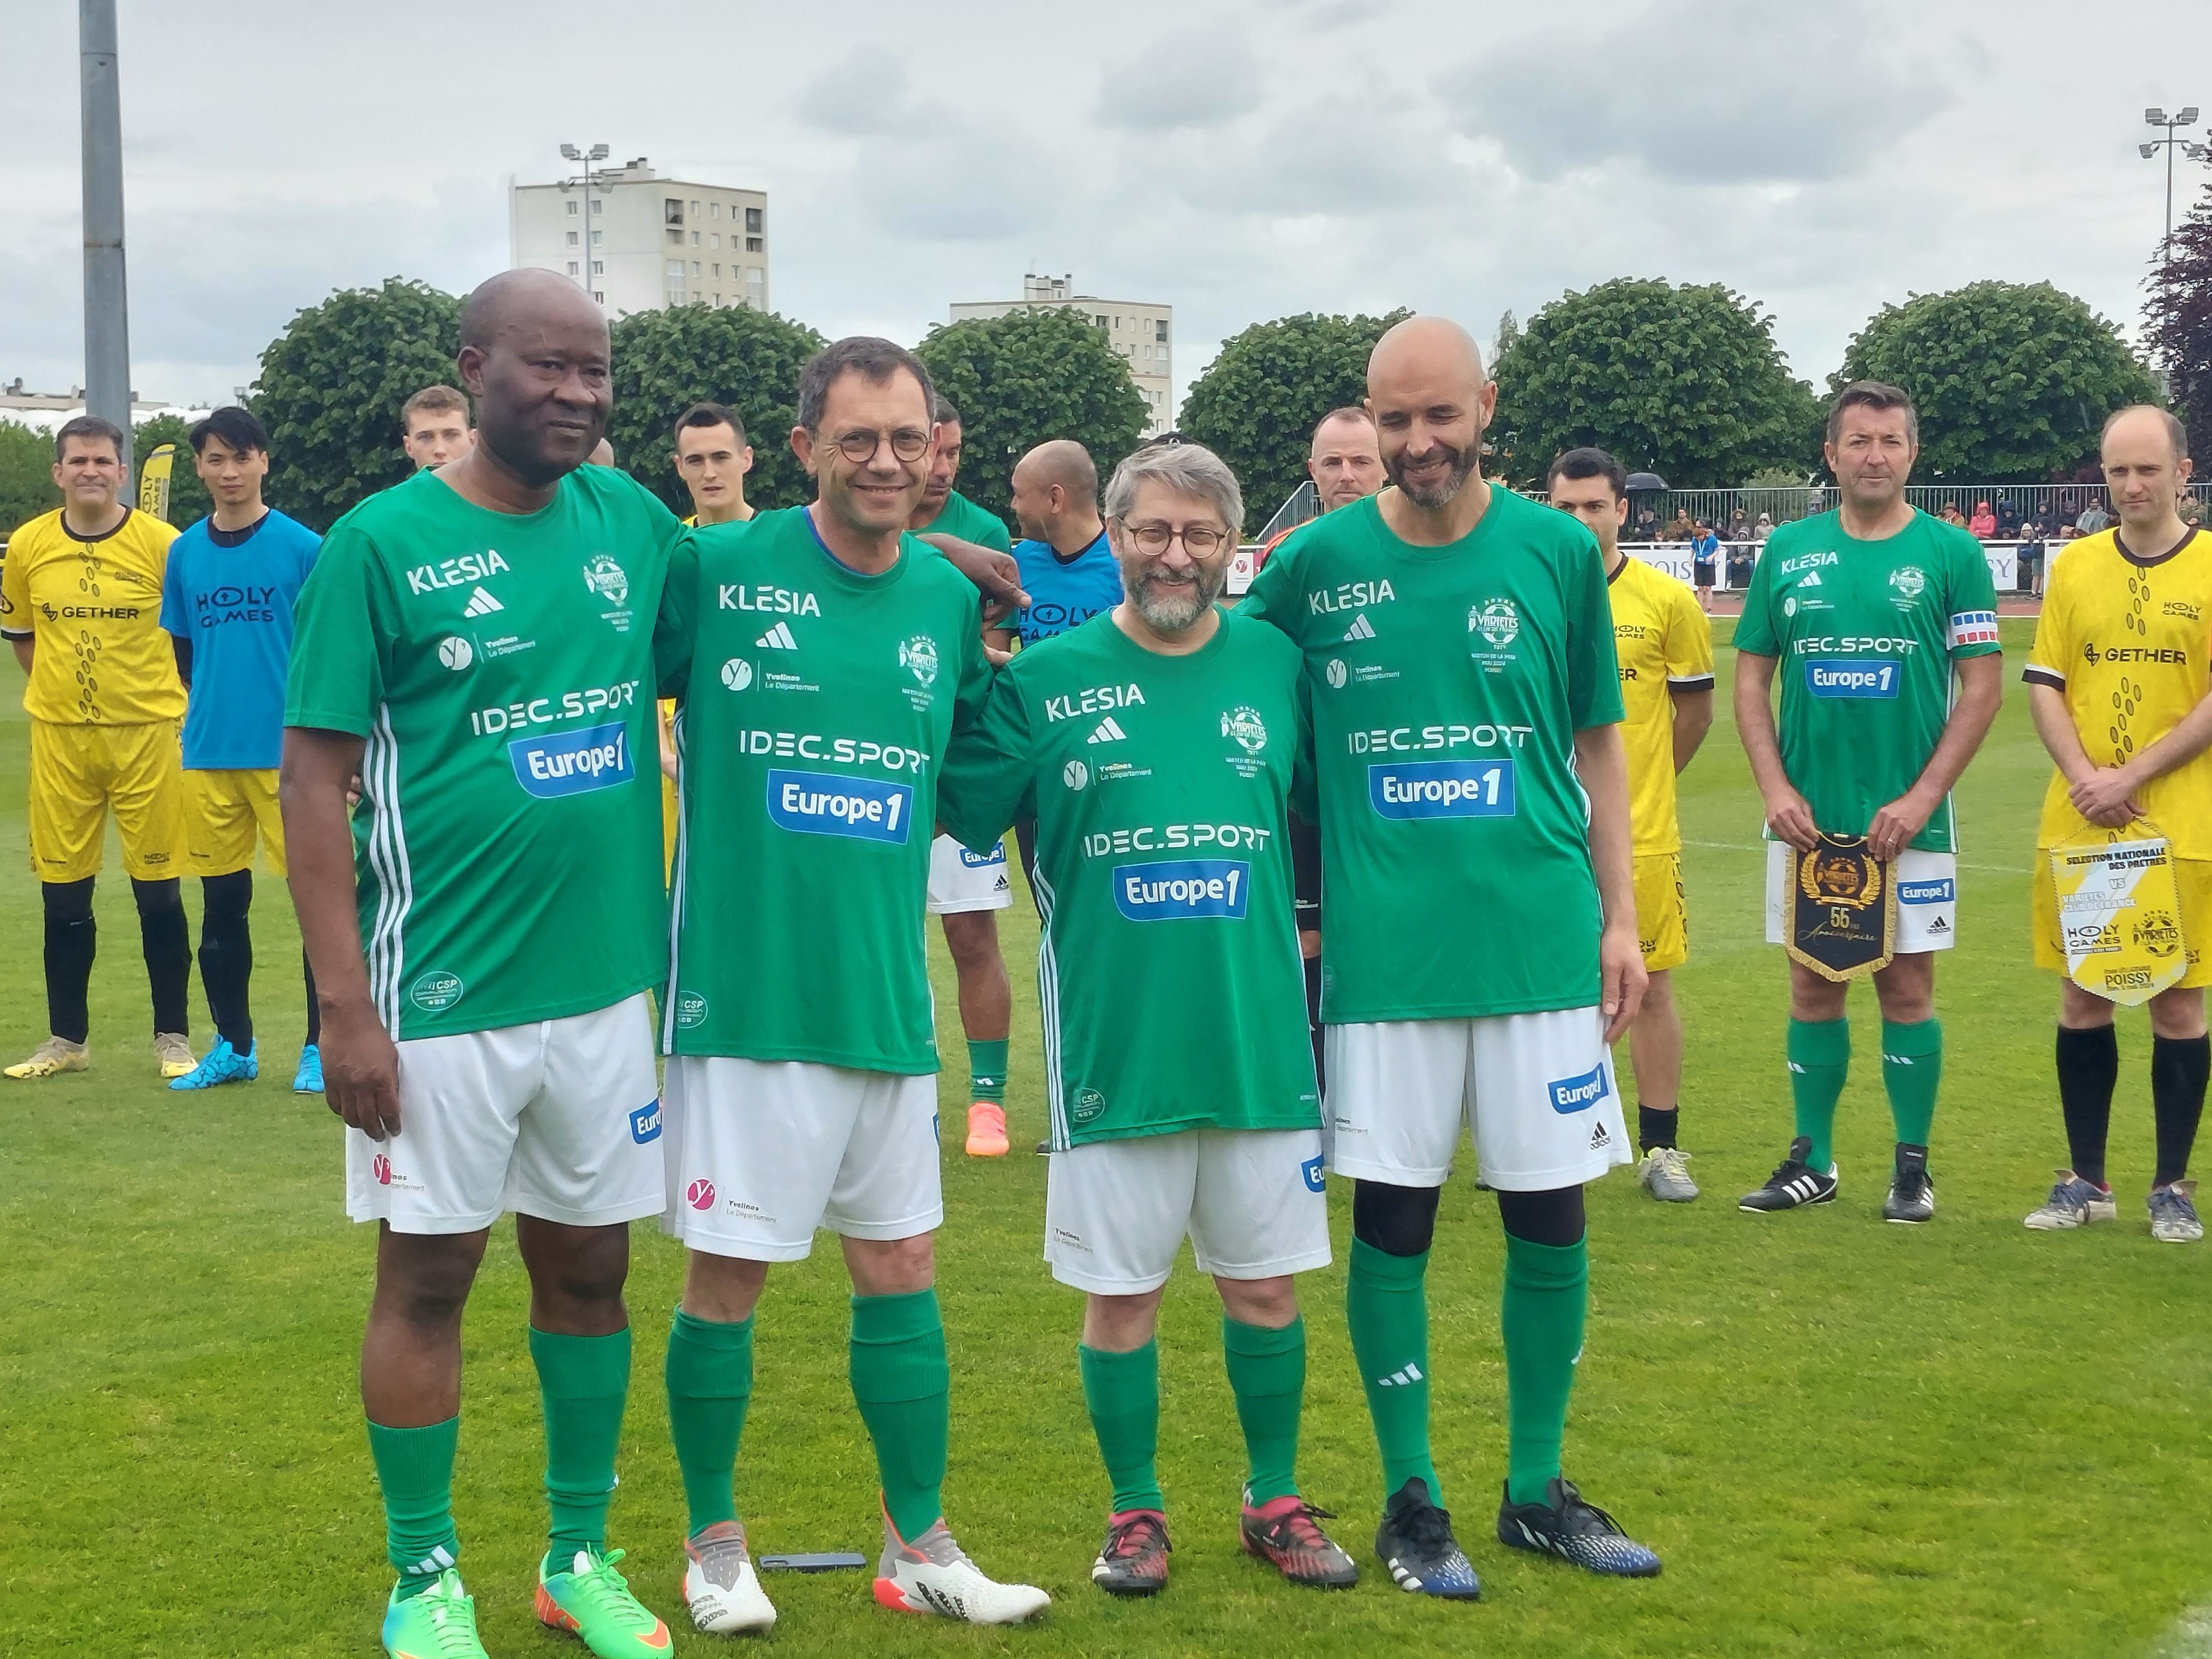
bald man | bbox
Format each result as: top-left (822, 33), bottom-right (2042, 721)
top-left (2024, 405), bottom-right (2210, 1241)
top-left (1242, 315), bottom-right (1659, 1593)
top-left (283, 267), bottom-right (680, 1658)
top-left (998, 439), bottom-right (1119, 654)
top-left (1255, 408), bottom-right (1386, 572)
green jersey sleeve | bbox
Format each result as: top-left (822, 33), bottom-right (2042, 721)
top-left (1239, 535), bottom-right (1298, 635)
top-left (951, 588), bottom-right (992, 736)
top-left (284, 520), bottom-right (386, 736)
top-left (1945, 533), bottom-right (2002, 658)
top-left (655, 531), bottom-right (701, 699)
top-left (1290, 665), bottom-right (1318, 823)
top-left (937, 665), bottom-right (1032, 853)
top-left (1733, 544), bottom-right (1781, 657)
top-left (1567, 536), bottom-right (1627, 729)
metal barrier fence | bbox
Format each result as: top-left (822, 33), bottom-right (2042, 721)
top-left (1254, 479), bottom-right (2212, 542)
top-left (1228, 538), bottom-right (2041, 598)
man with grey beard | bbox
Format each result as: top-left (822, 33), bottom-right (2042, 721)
top-left (938, 440), bottom-right (1356, 1599)
top-left (1242, 315), bottom-right (1658, 1595)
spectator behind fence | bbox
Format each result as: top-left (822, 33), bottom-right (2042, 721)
top-left (1969, 500), bottom-right (1996, 539)
top-left (1634, 508), bottom-right (1659, 540)
top-left (2076, 497), bottom-right (2112, 535)
top-left (1666, 509), bottom-right (1695, 542)
top-left (1995, 497), bottom-right (2023, 538)
top-left (1938, 501), bottom-right (1967, 528)
top-left (1727, 508), bottom-right (1752, 542)
top-left (2016, 520), bottom-right (2046, 597)
top-left (1753, 512), bottom-right (1774, 542)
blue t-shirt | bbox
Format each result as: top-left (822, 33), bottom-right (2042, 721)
top-left (1011, 529), bottom-right (1122, 647)
top-left (1690, 532), bottom-right (1720, 564)
top-left (161, 508), bottom-right (321, 769)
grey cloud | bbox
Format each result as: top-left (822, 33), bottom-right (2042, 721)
top-left (1438, 0), bottom-right (1954, 185)
top-left (796, 47), bottom-right (925, 137)
top-left (1094, 28), bottom-right (1264, 131)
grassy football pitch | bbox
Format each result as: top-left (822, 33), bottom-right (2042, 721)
top-left (4, 618), bottom-right (2210, 1658)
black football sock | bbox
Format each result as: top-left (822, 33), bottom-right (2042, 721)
top-left (304, 949), bottom-right (322, 1047)
top-left (2055, 1024), bottom-right (2119, 1187)
top-left (198, 870), bottom-right (255, 1049)
top-left (42, 878), bottom-right (98, 1045)
top-left (1638, 1106), bottom-right (1679, 1152)
top-left (2151, 1033), bottom-right (2210, 1189)
top-left (133, 878), bottom-right (191, 1036)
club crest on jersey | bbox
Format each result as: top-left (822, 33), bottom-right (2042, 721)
top-left (1221, 706), bottom-right (1267, 754)
top-left (1889, 565), bottom-right (1927, 601)
top-left (583, 553), bottom-right (629, 606)
top-left (1469, 598), bottom-right (1519, 650)
top-left (900, 634), bottom-right (940, 687)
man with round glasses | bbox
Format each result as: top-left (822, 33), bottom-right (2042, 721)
top-left (654, 336), bottom-right (1049, 1632)
top-left (1242, 315), bottom-right (1659, 1596)
top-left (939, 439), bottom-right (1355, 1599)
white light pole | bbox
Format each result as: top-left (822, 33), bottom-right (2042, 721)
top-left (559, 143), bottom-right (612, 298)
top-left (2141, 106), bottom-right (2207, 256)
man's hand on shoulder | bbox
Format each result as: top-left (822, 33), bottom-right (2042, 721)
top-left (921, 534), bottom-right (1028, 630)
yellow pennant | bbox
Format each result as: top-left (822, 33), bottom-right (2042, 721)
top-left (137, 442), bottom-right (176, 521)
top-left (2049, 820), bottom-right (2187, 1006)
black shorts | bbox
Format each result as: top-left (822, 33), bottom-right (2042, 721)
top-left (1693, 562), bottom-right (1715, 588)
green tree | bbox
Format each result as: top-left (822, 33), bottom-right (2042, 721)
top-left (1493, 278), bottom-right (1817, 489)
top-left (1180, 310), bottom-right (1409, 529)
top-left (1834, 280), bottom-right (2161, 481)
top-left (0, 421), bottom-right (61, 540)
top-left (606, 302), bottom-right (826, 515)
top-left (2145, 181), bottom-right (2212, 464)
top-left (915, 308), bottom-right (1150, 532)
top-left (130, 412), bottom-right (211, 529)
top-left (249, 277), bottom-right (462, 530)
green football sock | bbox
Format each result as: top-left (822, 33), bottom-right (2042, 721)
top-left (528, 1326), bottom-right (631, 1560)
top-left (1788, 1017), bottom-right (1852, 1172)
top-left (366, 1416), bottom-right (459, 1600)
top-left (664, 1310), bottom-right (753, 1537)
top-left (1501, 1233), bottom-right (1588, 1507)
top-left (1346, 1239), bottom-right (1439, 1504)
top-left (850, 1290), bottom-right (950, 1541)
top-left (1079, 1339), bottom-right (1164, 1513)
top-left (967, 1038), bottom-right (1009, 1104)
top-left (1224, 1315), bottom-right (1305, 1507)
top-left (1881, 1018), bottom-right (1943, 1148)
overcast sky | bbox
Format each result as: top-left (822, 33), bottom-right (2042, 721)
top-left (5, 0), bottom-right (2208, 413)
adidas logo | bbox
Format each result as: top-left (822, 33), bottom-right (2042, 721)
top-left (406, 1544), bottom-right (457, 1576)
top-left (1927, 916), bottom-right (1950, 934)
top-left (1376, 1362), bottom-right (1424, 1387)
top-left (1087, 716), bottom-right (1127, 744)
top-left (1590, 1122), bottom-right (1612, 1150)
top-left (1798, 570), bottom-right (1822, 587)
top-left (461, 586), bottom-right (503, 618)
top-left (756, 620), bottom-right (798, 650)
top-left (1342, 612), bottom-right (1377, 642)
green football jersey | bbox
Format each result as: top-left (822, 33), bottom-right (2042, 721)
top-left (1241, 488), bottom-right (1625, 1023)
top-left (659, 506), bottom-right (991, 1073)
top-left (1734, 509), bottom-right (2000, 852)
top-left (939, 609), bottom-right (1320, 1149)
top-left (918, 489), bottom-right (1011, 553)
top-left (285, 465), bottom-right (681, 1038)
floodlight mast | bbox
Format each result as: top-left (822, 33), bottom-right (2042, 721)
top-left (2144, 105), bottom-right (2208, 257)
top-left (555, 144), bottom-right (617, 297)
top-left (80, 0), bottom-right (133, 469)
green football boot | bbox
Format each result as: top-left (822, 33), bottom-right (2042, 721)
top-left (381, 1570), bottom-right (488, 1659)
top-left (535, 1547), bottom-right (673, 1655)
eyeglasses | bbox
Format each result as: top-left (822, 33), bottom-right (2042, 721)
top-left (822, 427), bottom-right (931, 465)
top-left (1120, 521), bottom-right (1228, 556)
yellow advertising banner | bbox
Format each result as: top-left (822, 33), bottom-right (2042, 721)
top-left (137, 442), bottom-right (176, 521)
top-left (2050, 823), bottom-right (2187, 1006)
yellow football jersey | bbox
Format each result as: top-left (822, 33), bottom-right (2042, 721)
top-left (2025, 526), bottom-right (2212, 858)
top-left (1, 506), bottom-right (183, 725)
top-left (1609, 553), bottom-right (1715, 856)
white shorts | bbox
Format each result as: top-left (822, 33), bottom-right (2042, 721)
top-left (1764, 843), bottom-right (1958, 954)
top-left (927, 833), bottom-right (1012, 914)
top-left (344, 992), bottom-right (665, 1235)
top-left (1045, 1128), bottom-right (1331, 1295)
top-left (1323, 1006), bottom-right (1630, 1190)
top-left (661, 1055), bottom-right (943, 1261)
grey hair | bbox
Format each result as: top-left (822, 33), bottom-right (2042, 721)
top-left (1103, 441), bottom-right (1244, 535)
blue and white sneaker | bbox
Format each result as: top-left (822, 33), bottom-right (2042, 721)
top-left (1374, 1477), bottom-right (1480, 1599)
top-left (293, 1043), bottom-right (324, 1094)
top-left (168, 1038), bottom-right (258, 1091)
top-left (2149, 1180), bottom-right (2203, 1243)
top-left (1497, 1476), bottom-right (1661, 1578)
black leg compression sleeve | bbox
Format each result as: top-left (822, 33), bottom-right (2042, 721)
top-left (1495, 1184), bottom-right (1587, 1248)
top-left (41, 878), bottom-right (97, 1044)
top-left (303, 949), bottom-right (321, 1047)
top-left (1352, 1180), bottom-right (1441, 1258)
top-left (2056, 1023), bottom-right (2120, 1187)
top-left (132, 877), bottom-right (191, 1036)
top-left (2151, 1033), bottom-right (2210, 1189)
top-left (198, 869), bottom-right (255, 1049)
top-left (1304, 954), bottom-right (1325, 1092)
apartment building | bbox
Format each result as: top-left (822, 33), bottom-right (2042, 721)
top-left (949, 274), bottom-right (1173, 435)
top-left (510, 157), bottom-right (769, 316)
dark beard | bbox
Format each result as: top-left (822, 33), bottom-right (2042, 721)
top-left (1387, 441), bottom-right (1476, 509)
